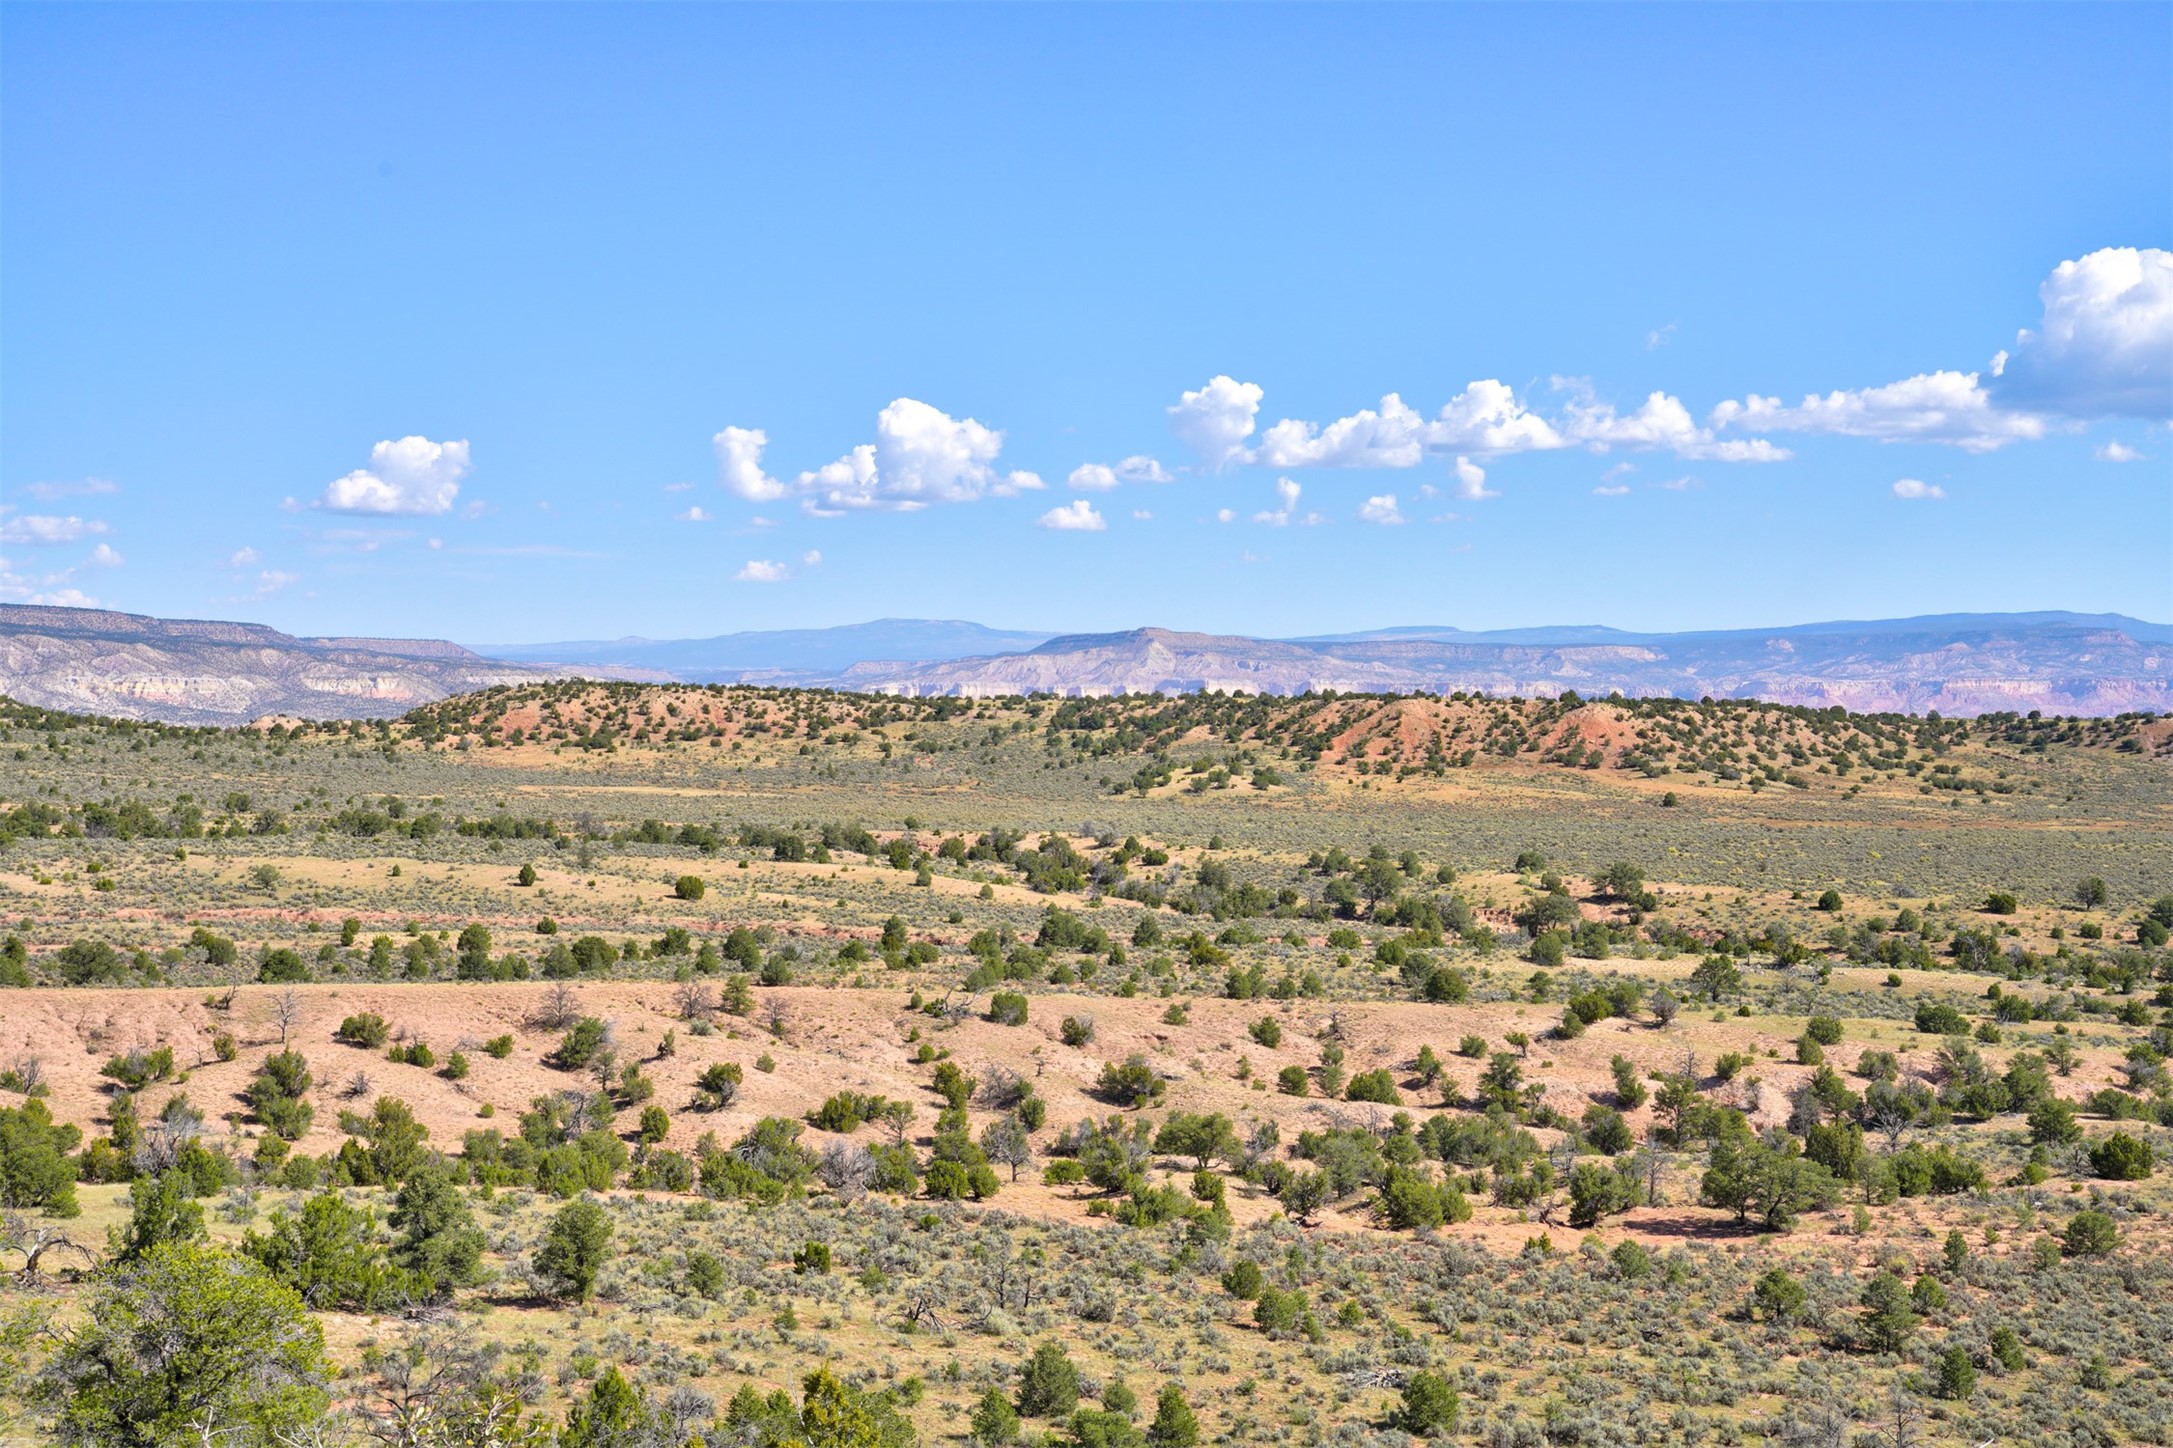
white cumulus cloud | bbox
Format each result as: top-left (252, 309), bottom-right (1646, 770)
top-left (713, 427), bottom-right (788, 503)
top-left (87, 543), bottom-right (124, 567)
top-left (735, 559), bottom-right (790, 582)
top-left (1247, 381), bottom-right (1569, 468)
top-left (1712, 371), bottom-right (2043, 453)
top-left (1564, 386), bottom-right (1790, 461)
top-left (1168, 376), bottom-right (1263, 470)
top-left (799, 550), bottom-right (823, 567)
top-left (1175, 376), bottom-right (1783, 470)
top-left (2096, 441), bottom-right (2145, 463)
top-left (1891, 478), bottom-right (1945, 500)
top-left (1253, 393), bottom-right (1433, 469)
top-left (319, 437), bottom-right (471, 515)
top-left (715, 400), bottom-right (1043, 515)
top-left (1428, 380), bottom-right (1568, 454)
top-left (676, 506), bottom-right (712, 523)
top-left (1452, 456), bottom-right (1497, 501)
top-left (1711, 248), bottom-right (2172, 451)
top-left (224, 547), bottom-right (260, 568)
top-left (1357, 494), bottom-right (1405, 526)
top-left (1037, 500), bottom-right (1106, 532)
top-left (1989, 246), bottom-right (2173, 420)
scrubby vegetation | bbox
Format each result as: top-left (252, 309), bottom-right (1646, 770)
top-left (0, 684), bottom-right (2167, 1445)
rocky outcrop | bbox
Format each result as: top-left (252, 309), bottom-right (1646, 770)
top-left (0, 604), bottom-right (658, 725)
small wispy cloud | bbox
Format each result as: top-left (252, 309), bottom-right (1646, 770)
top-left (1254, 478), bottom-right (1301, 526)
top-left (735, 559), bottom-right (790, 582)
top-left (447, 543), bottom-right (609, 559)
top-left (1068, 455), bottom-right (1174, 490)
top-left (1358, 494), bottom-right (1405, 526)
top-left (1891, 478), bottom-right (1946, 500)
top-left (0, 558), bottom-right (98, 607)
top-left (2095, 441), bottom-right (2144, 463)
top-left (20, 477), bottom-right (118, 502)
top-left (1, 514), bottom-right (111, 545)
top-left (305, 526), bottom-right (410, 555)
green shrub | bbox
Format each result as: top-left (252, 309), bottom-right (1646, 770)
top-left (2063, 1209), bottom-right (2120, 1256)
top-left (2090, 1132), bottom-right (2154, 1181)
top-left (1935, 1344), bottom-right (1977, 1400)
top-left (335, 1014), bottom-right (390, 1049)
top-left (548, 1017), bottom-right (611, 1070)
top-left (1395, 1371), bottom-right (1459, 1434)
top-left (1015, 1341), bottom-right (1081, 1418)
top-left (1344, 1069), bottom-right (1400, 1105)
top-left (1095, 1056), bottom-right (1164, 1108)
top-left (1914, 1002), bottom-right (1970, 1036)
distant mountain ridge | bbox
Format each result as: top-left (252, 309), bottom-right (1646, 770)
top-left (1297, 611), bottom-right (2173, 648)
top-left (831, 615), bottom-right (2173, 716)
top-left (0, 604), bottom-right (659, 726)
top-left (475, 618), bottom-right (1053, 680)
top-left (3, 604), bottom-right (2166, 722)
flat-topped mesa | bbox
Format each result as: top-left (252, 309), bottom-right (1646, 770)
top-left (0, 602), bottom-right (660, 726)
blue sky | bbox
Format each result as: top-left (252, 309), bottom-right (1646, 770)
top-left (4, 4), bottom-right (2168, 643)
